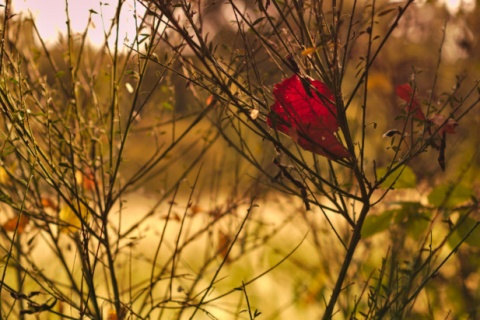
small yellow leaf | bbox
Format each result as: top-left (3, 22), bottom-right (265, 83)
top-left (301, 47), bottom-right (317, 56)
top-left (0, 167), bottom-right (9, 185)
top-left (59, 202), bottom-right (89, 233)
top-left (75, 169), bottom-right (96, 191)
top-left (125, 82), bottom-right (134, 93)
top-left (366, 72), bottom-right (393, 94)
top-left (250, 109), bottom-right (259, 120)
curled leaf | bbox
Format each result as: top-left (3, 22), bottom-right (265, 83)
top-left (382, 129), bottom-right (401, 138)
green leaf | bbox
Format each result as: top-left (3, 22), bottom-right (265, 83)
top-left (427, 183), bottom-right (471, 208)
top-left (385, 201), bottom-right (430, 238)
top-left (362, 210), bottom-right (395, 238)
top-left (405, 213), bottom-right (430, 238)
top-left (252, 17), bottom-right (265, 26)
top-left (455, 216), bottom-right (480, 248)
top-left (162, 102), bottom-right (173, 110)
top-left (376, 165), bottom-right (417, 189)
top-left (393, 201), bottom-right (423, 223)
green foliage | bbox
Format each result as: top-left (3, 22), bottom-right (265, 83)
top-left (428, 183), bottom-right (472, 208)
top-left (362, 209), bottom-right (395, 238)
top-left (376, 165), bottom-right (417, 189)
top-left (450, 214), bottom-right (480, 248)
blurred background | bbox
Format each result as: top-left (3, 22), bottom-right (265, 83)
top-left (0, 0), bottom-right (479, 319)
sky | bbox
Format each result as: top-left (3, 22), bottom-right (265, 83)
top-left (6, 0), bottom-right (145, 48)
top-left (441, 0), bottom-right (476, 13)
top-left (1, 0), bottom-right (476, 47)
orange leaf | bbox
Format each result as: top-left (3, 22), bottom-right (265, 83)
top-left (301, 47), bottom-right (317, 56)
top-left (206, 95), bottom-right (216, 106)
top-left (41, 197), bottom-right (58, 210)
top-left (75, 170), bottom-right (96, 191)
top-left (107, 310), bottom-right (117, 320)
top-left (83, 172), bottom-right (96, 191)
top-left (189, 204), bottom-right (203, 215)
top-left (2, 215), bottom-right (29, 233)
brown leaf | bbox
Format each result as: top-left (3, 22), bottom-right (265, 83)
top-left (218, 230), bottom-right (232, 263)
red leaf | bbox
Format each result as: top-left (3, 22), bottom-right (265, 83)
top-left (395, 84), bottom-right (426, 121)
top-left (267, 75), bottom-right (350, 159)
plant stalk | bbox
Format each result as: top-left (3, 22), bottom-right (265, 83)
top-left (322, 202), bottom-right (370, 319)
